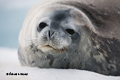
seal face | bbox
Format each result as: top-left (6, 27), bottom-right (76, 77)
top-left (36, 10), bottom-right (80, 54)
top-left (18, 0), bottom-right (120, 76)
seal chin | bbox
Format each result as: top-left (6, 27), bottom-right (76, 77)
top-left (40, 45), bottom-right (67, 53)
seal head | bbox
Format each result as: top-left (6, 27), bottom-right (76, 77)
top-left (36, 9), bottom-right (80, 53)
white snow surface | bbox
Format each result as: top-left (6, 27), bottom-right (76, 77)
top-left (0, 48), bottom-right (120, 80)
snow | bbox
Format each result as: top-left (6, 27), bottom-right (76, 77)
top-left (0, 48), bottom-right (120, 80)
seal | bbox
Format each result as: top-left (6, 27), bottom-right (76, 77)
top-left (18, 0), bottom-right (120, 76)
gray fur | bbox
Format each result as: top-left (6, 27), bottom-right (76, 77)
top-left (18, 0), bottom-right (120, 76)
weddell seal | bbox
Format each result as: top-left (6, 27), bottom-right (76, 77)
top-left (18, 0), bottom-right (120, 76)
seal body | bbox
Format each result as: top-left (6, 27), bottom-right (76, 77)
top-left (18, 0), bottom-right (120, 76)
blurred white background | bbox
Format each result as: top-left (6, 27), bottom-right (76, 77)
top-left (0, 0), bottom-right (41, 48)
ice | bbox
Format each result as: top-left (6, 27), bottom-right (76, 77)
top-left (0, 48), bottom-right (120, 80)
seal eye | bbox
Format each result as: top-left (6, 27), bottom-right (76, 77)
top-left (66, 29), bottom-right (75, 35)
top-left (37, 22), bottom-right (48, 32)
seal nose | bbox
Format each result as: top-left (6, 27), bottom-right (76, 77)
top-left (48, 30), bottom-right (55, 39)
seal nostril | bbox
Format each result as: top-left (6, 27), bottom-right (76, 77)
top-left (48, 30), bottom-right (55, 38)
top-left (51, 31), bottom-right (55, 36)
top-left (49, 30), bottom-right (51, 38)
top-left (37, 22), bottom-right (48, 32)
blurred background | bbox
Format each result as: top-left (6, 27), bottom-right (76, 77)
top-left (0, 0), bottom-right (41, 49)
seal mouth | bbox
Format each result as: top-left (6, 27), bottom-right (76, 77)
top-left (42, 45), bottom-right (55, 49)
top-left (40, 45), bottom-right (67, 52)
